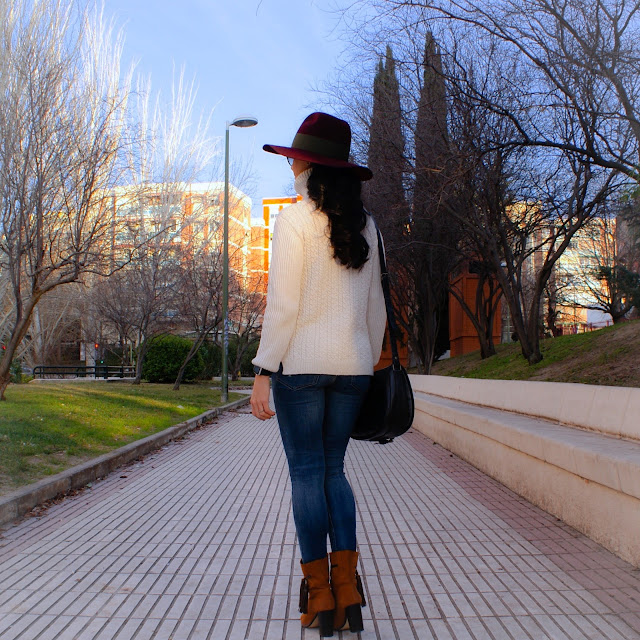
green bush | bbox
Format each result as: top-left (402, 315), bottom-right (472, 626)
top-left (10, 359), bottom-right (24, 383)
top-left (142, 335), bottom-right (204, 383)
top-left (199, 340), bottom-right (222, 378)
top-left (239, 340), bottom-right (260, 376)
top-left (191, 335), bottom-right (261, 379)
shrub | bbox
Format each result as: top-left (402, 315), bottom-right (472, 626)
top-left (9, 359), bottom-right (22, 383)
top-left (193, 335), bottom-right (260, 379)
top-left (142, 335), bottom-right (204, 383)
top-left (200, 340), bottom-right (222, 378)
top-left (239, 340), bottom-right (260, 376)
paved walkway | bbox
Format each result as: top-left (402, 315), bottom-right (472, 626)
top-left (1, 406), bottom-right (639, 640)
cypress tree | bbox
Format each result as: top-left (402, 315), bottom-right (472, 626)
top-left (410, 32), bottom-right (459, 369)
top-left (414, 31), bottom-right (449, 214)
top-left (364, 45), bottom-right (409, 250)
top-left (363, 46), bottom-right (411, 366)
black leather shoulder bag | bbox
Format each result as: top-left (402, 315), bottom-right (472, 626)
top-left (351, 216), bottom-right (415, 444)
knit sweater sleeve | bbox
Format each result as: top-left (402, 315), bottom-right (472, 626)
top-left (252, 215), bottom-right (303, 372)
top-left (367, 233), bottom-right (387, 365)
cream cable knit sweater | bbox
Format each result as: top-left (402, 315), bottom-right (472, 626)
top-left (252, 169), bottom-right (387, 376)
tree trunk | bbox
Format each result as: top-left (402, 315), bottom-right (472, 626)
top-left (501, 287), bottom-right (536, 362)
top-left (478, 333), bottom-right (496, 359)
top-left (0, 371), bottom-right (10, 402)
top-left (0, 306), bottom-right (39, 400)
top-left (476, 278), bottom-right (493, 359)
top-left (526, 333), bottom-right (543, 364)
top-left (173, 342), bottom-right (198, 391)
top-left (173, 334), bottom-right (207, 391)
top-left (519, 316), bottom-right (541, 364)
top-left (419, 310), bottom-right (438, 375)
top-left (449, 275), bottom-right (501, 360)
top-left (610, 301), bottom-right (631, 323)
top-left (173, 363), bottom-right (186, 391)
top-left (481, 299), bottom-right (500, 358)
top-left (525, 298), bottom-right (543, 364)
top-left (484, 278), bottom-right (503, 358)
top-left (524, 265), bottom-right (557, 365)
top-left (229, 335), bottom-right (255, 381)
top-left (482, 323), bottom-right (497, 357)
top-left (133, 340), bottom-right (148, 385)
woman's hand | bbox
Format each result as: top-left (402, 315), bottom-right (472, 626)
top-left (250, 375), bottom-right (276, 420)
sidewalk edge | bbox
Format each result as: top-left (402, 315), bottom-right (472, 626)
top-left (0, 396), bottom-right (250, 528)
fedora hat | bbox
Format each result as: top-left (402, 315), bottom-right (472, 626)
top-left (263, 112), bottom-right (373, 181)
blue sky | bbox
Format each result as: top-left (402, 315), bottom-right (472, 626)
top-left (105, 0), bottom-right (354, 216)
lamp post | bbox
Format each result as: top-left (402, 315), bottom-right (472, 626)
top-left (222, 116), bottom-right (258, 402)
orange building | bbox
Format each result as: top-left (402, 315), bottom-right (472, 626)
top-left (247, 221), bottom-right (268, 292)
top-left (449, 265), bottom-right (502, 357)
top-left (375, 328), bottom-right (409, 369)
top-left (109, 182), bottom-right (253, 276)
top-left (258, 196), bottom-right (302, 285)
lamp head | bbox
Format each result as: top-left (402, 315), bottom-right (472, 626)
top-left (231, 116), bottom-right (258, 128)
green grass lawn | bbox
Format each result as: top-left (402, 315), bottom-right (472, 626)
top-left (0, 381), bottom-right (245, 495)
top-left (431, 319), bottom-right (640, 387)
top-left (432, 330), bottom-right (602, 379)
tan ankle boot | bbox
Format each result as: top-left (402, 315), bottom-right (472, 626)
top-left (299, 556), bottom-right (335, 637)
top-left (329, 550), bottom-right (365, 632)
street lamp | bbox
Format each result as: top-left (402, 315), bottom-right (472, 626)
top-left (222, 116), bottom-right (258, 402)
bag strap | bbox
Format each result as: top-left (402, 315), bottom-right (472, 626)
top-left (368, 212), bottom-right (402, 370)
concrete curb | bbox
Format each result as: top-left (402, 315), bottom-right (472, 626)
top-left (0, 396), bottom-right (250, 528)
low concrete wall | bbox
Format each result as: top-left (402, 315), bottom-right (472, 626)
top-left (409, 375), bottom-right (640, 567)
top-left (413, 375), bottom-right (640, 441)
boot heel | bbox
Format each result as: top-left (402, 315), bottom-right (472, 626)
top-left (345, 603), bottom-right (364, 632)
top-left (317, 610), bottom-right (334, 637)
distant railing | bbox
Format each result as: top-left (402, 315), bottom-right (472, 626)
top-left (558, 321), bottom-right (613, 335)
top-left (32, 365), bottom-right (135, 379)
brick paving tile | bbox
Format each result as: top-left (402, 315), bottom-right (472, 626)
top-left (1, 410), bottom-right (640, 640)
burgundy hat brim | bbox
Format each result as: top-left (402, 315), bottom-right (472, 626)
top-left (263, 143), bottom-right (373, 181)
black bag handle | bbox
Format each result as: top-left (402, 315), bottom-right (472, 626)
top-left (367, 212), bottom-right (402, 370)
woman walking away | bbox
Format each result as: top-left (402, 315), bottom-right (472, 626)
top-left (250, 112), bottom-right (386, 637)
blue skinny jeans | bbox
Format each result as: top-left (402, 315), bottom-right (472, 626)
top-left (272, 371), bottom-right (370, 564)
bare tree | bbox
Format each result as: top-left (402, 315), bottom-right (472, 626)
top-left (0, 270), bottom-right (12, 347)
top-left (326, 5), bottom-right (633, 364)
top-left (171, 195), bottom-right (266, 389)
top-left (556, 208), bottom-right (639, 323)
top-left (107, 71), bottom-right (218, 384)
top-left (116, 215), bottom-right (182, 384)
top-left (323, 35), bottom-right (461, 371)
top-left (88, 267), bottom-right (147, 370)
top-left (448, 85), bottom-right (621, 362)
top-left (449, 260), bottom-right (504, 358)
top-left (362, 0), bottom-right (640, 182)
top-left (0, 0), bottom-right (132, 399)
top-left (406, 32), bottom-right (462, 370)
top-left (226, 271), bottom-right (266, 382)
top-left (26, 285), bottom-right (84, 367)
top-left (171, 222), bottom-right (224, 391)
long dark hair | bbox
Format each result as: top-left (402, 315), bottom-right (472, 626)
top-left (306, 164), bottom-right (369, 270)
